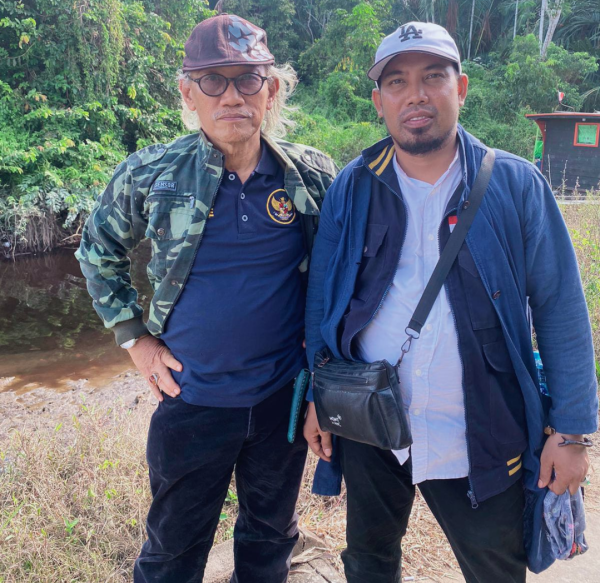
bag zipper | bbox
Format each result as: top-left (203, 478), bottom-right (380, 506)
top-left (315, 374), bottom-right (369, 386)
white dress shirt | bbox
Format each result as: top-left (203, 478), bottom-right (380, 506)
top-left (355, 150), bottom-right (469, 484)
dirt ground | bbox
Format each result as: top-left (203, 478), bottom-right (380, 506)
top-left (0, 370), bottom-right (152, 437)
top-left (0, 369), bottom-right (598, 582)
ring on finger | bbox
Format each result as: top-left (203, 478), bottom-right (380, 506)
top-left (581, 475), bottom-right (591, 486)
top-left (149, 372), bottom-right (160, 387)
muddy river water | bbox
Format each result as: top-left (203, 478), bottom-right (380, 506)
top-left (0, 246), bottom-right (151, 394)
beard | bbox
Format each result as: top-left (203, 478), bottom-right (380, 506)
top-left (391, 124), bottom-right (455, 156)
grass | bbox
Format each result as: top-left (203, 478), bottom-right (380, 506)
top-left (559, 190), bottom-right (600, 374)
top-left (0, 197), bottom-right (598, 582)
top-left (0, 406), bottom-right (150, 582)
top-left (0, 402), bottom-right (459, 582)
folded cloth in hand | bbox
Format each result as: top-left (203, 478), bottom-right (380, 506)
top-left (543, 487), bottom-right (588, 560)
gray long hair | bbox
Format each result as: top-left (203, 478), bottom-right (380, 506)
top-left (178, 64), bottom-right (298, 138)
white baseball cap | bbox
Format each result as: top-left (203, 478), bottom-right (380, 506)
top-left (368, 21), bottom-right (462, 82)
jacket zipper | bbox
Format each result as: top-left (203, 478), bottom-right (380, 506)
top-left (438, 206), bottom-right (478, 509)
top-left (345, 183), bottom-right (409, 357)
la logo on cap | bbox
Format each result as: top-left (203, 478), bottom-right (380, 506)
top-left (399, 25), bottom-right (423, 43)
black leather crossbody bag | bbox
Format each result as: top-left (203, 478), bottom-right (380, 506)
top-left (313, 149), bottom-right (496, 450)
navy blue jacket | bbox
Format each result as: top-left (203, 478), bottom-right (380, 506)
top-left (306, 127), bottom-right (598, 503)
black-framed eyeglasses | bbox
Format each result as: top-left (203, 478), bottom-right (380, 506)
top-left (188, 72), bottom-right (270, 97)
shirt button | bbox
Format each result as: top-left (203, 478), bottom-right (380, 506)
top-left (413, 409), bottom-right (421, 416)
top-left (426, 324), bottom-right (432, 331)
top-left (428, 234), bottom-right (434, 241)
top-left (242, 215), bottom-right (248, 222)
top-left (415, 369), bottom-right (422, 377)
top-left (157, 228), bottom-right (165, 237)
top-left (170, 280), bottom-right (178, 286)
top-left (240, 193), bottom-right (246, 199)
top-left (228, 173), bottom-right (235, 181)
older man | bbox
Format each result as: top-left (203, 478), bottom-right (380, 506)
top-left (304, 22), bottom-right (597, 583)
top-left (77, 14), bottom-right (336, 583)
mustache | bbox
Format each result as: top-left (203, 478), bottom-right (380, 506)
top-left (213, 109), bottom-right (253, 120)
top-left (400, 106), bottom-right (436, 123)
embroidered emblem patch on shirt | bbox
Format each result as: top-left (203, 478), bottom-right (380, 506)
top-left (267, 189), bottom-right (296, 224)
top-left (448, 214), bottom-right (457, 233)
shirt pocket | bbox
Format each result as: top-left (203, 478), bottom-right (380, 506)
top-left (144, 194), bottom-right (196, 277)
top-left (355, 224), bottom-right (388, 302)
top-left (145, 194), bottom-right (196, 240)
top-left (457, 245), bottom-right (501, 330)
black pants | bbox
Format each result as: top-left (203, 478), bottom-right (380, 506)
top-left (339, 438), bottom-right (527, 583)
top-left (134, 383), bottom-right (307, 583)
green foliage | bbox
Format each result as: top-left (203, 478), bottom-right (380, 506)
top-left (1, 0), bottom-right (600, 252)
top-left (0, 0), bottom-right (212, 250)
top-left (289, 109), bottom-right (386, 167)
top-left (503, 34), bottom-right (598, 112)
top-left (298, 0), bottom-right (386, 91)
top-left (295, 70), bottom-right (377, 124)
top-left (459, 61), bottom-right (537, 159)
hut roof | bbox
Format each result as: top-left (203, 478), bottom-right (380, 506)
top-left (526, 112), bottom-right (600, 121)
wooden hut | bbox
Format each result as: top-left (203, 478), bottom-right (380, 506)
top-left (526, 112), bottom-right (600, 192)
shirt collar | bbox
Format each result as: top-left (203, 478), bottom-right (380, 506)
top-left (254, 140), bottom-right (280, 176)
top-left (392, 147), bottom-right (460, 189)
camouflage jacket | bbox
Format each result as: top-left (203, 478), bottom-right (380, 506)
top-left (76, 131), bottom-right (337, 345)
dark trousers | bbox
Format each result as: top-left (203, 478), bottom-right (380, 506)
top-left (134, 383), bottom-right (307, 583)
top-left (339, 438), bottom-right (527, 583)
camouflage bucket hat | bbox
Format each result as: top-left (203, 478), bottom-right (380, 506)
top-left (183, 14), bottom-right (275, 72)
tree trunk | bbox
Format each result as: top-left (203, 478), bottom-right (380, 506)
top-left (541, 3), bottom-right (563, 59)
top-left (539, 0), bottom-right (547, 49)
top-left (513, 0), bottom-right (519, 39)
top-left (468, 0), bottom-right (475, 60)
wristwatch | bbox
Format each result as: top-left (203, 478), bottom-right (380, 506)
top-left (120, 337), bottom-right (142, 349)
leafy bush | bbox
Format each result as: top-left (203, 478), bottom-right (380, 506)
top-left (503, 35), bottom-right (598, 112)
top-left (289, 109), bottom-right (386, 167)
top-left (459, 62), bottom-right (537, 160)
top-left (0, 0), bottom-right (211, 252)
top-left (1, 1), bottom-right (599, 253)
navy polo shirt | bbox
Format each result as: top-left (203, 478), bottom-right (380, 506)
top-left (161, 142), bottom-right (306, 407)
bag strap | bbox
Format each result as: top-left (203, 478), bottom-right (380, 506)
top-left (396, 147), bottom-right (496, 366)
